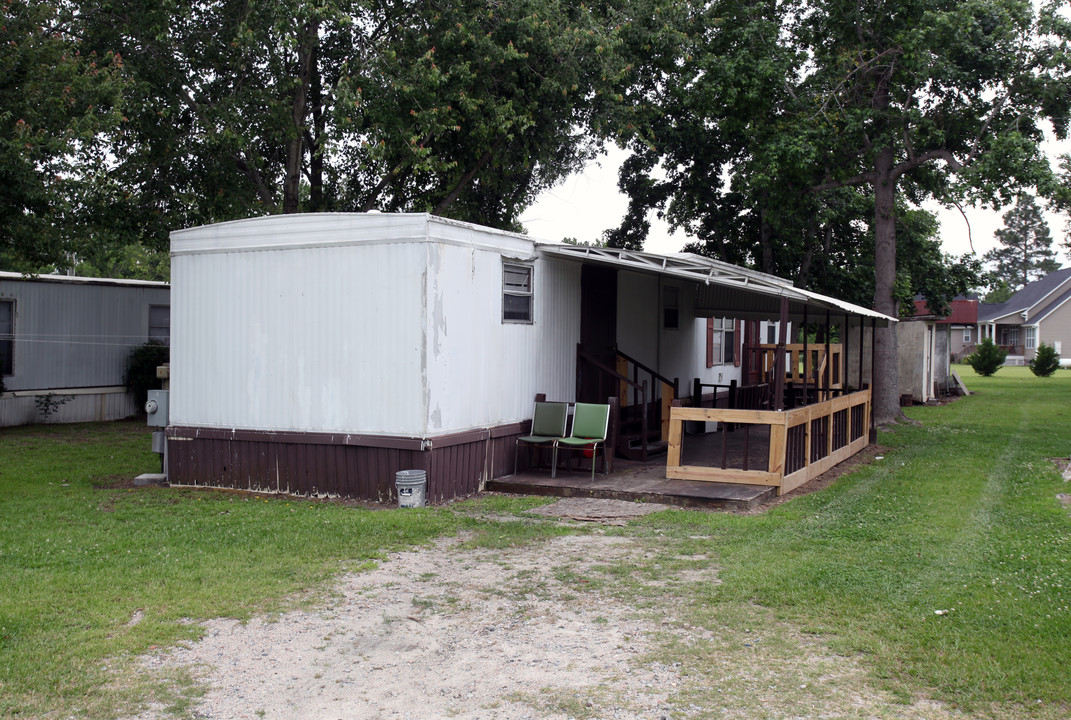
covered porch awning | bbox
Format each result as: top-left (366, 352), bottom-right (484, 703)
top-left (536, 244), bottom-right (896, 326)
top-left (537, 243), bottom-right (895, 497)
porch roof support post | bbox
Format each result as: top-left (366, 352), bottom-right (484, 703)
top-left (825, 309), bottom-right (831, 395)
top-left (869, 316), bottom-right (878, 443)
top-left (802, 303), bottom-right (809, 401)
top-left (775, 296), bottom-right (788, 411)
top-left (843, 311), bottom-right (850, 390)
top-left (858, 315), bottom-right (865, 391)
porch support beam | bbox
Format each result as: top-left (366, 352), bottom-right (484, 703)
top-left (870, 316), bottom-right (878, 443)
top-left (775, 296), bottom-right (788, 411)
top-left (825, 309), bottom-right (832, 396)
top-left (802, 303), bottom-right (809, 401)
top-left (858, 316), bottom-right (865, 391)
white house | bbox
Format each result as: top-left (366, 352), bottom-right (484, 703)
top-left (167, 213), bottom-right (890, 502)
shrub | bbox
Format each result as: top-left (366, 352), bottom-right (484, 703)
top-left (124, 342), bottom-right (169, 408)
top-left (1029, 342), bottom-right (1060, 377)
top-left (966, 337), bottom-right (1007, 376)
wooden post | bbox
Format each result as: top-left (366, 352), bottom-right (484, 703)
top-left (606, 395), bottom-right (618, 475)
top-left (858, 317), bottom-right (865, 391)
top-left (802, 304), bottom-right (809, 398)
top-left (616, 355), bottom-right (629, 408)
top-left (667, 407), bottom-right (683, 468)
top-left (869, 317), bottom-right (878, 443)
top-left (693, 377), bottom-right (702, 408)
top-left (775, 297), bottom-right (788, 411)
top-left (768, 418), bottom-right (786, 477)
top-left (843, 312), bottom-right (850, 390)
top-left (661, 380), bottom-right (675, 442)
top-left (824, 309), bottom-right (832, 400)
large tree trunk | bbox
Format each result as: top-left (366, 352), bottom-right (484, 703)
top-left (871, 147), bottom-right (901, 426)
top-left (283, 21), bottom-right (319, 214)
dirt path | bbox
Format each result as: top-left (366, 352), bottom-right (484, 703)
top-left (131, 499), bottom-right (973, 720)
top-left (134, 530), bottom-right (681, 720)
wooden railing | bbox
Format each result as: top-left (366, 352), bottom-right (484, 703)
top-left (665, 387), bottom-right (871, 496)
top-left (577, 346), bottom-right (650, 459)
top-left (614, 348), bottom-right (677, 441)
top-left (752, 343), bottom-right (842, 398)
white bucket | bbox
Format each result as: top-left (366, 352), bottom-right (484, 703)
top-left (395, 470), bottom-right (427, 508)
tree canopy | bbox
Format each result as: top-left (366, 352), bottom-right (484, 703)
top-left (984, 192), bottom-right (1061, 291)
top-left (608, 0), bottom-right (1071, 424)
top-left (70, 0), bottom-right (649, 245)
top-left (1, 0), bottom-right (127, 272)
top-left (3, 0), bottom-right (673, 270)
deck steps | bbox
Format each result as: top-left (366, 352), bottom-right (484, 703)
top-left (486, 472), bottom-right (774, 511)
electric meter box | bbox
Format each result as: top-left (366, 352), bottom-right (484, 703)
top-left (145, 389), bottom-right (169, 427)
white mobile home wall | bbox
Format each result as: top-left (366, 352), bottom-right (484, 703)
top-left (167, 213), bottom-right (587, 502)
top-left (169, 213), bottom-right (579, 437)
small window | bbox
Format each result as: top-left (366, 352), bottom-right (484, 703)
top-left (502, 263), bottom-right (533, 323)
top-left (706, 317), bottom-right (735, 366)
top-left (149, 305), bottom-right (170, 344)
top-left (766, 323), bottom-right (777, 344)
top-left (1025, 326), bottom-right (1036, 350)
top-left (0, 300), bottom-right (12, 375)
top-left (663, 286), bottom-right (679, 329)
top-left (963, 327), bottom-right (971, 343)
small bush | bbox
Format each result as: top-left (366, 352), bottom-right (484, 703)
top-left (966, 337), bottom-right (1007, 377)
top-left (124, 341), bottom-right (169, 408)
top-left (1029, 342), bottom-right (1060, 377)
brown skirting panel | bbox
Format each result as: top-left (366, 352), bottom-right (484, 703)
top-left (166, 423), bottom-right (528, 503)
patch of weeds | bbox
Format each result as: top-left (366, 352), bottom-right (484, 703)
top-left (509, 687), bottom-right (613, 720)
top-left (411, 596), bottom-right (439, 613)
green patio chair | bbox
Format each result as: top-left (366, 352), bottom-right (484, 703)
top-left (551, 402), bottom-right (611, 480)
top-left (514, 401), bottom-right (569, 475)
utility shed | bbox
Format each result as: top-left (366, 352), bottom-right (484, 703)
top-left (0, 272), bottom-right (171, 426)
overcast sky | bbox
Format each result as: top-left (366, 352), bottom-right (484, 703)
top-left (520, 138), bottom-right (1071, 268)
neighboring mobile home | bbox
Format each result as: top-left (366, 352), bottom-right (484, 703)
top-left (0, 272), bottom-right (171, 426)
top-left (167, 213), bottom-right (892, 502)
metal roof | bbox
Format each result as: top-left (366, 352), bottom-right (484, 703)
top-left (536, 244), bottom-right (895, 325)
top-left (0, 270), bottom-right (169, 289)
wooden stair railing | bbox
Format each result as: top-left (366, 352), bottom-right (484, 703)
top-left (614, 347), bottom-right (677, 459)
top-left (577, 346), bottom-right (651, 461)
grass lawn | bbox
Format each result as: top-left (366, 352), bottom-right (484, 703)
top-left (1, 366), bottom-right (1069, 718)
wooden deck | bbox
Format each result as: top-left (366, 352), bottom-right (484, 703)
top-left (486, 426), bottom-right (778, 511)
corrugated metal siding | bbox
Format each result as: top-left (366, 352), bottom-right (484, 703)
top-left (0, 388), bottom-right (138, 426)
top-left (425, 251), bottom-right (580, 433)
top-left (0, 278), bottom-right (169, 391)
top-left (167, 426), bottom-right (515, 502)
top-left (171, 242), bottom-right (428, 435)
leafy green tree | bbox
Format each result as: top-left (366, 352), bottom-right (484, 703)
top-left (75, 0), bottom-right (649, 248)
top-left (1029, 342), bottom-right (1060, 377)
top-left (984, 193), bottom-right (1060, 291)
top-left (967, 337), bottom-right (1008, 377)
top-left (982, 281), bottom-right (1015, 304)
top-left (1, 0), bottom-right (127, 269)
top-left (610, 0), bottom-right (1071, 425)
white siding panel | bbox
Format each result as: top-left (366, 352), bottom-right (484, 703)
top-left (0, 278), bottom-right (169, 391)
top-left (425, 252), bottom-right (579, 433)
top-left (171, 242), bottom-right (427, 435)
